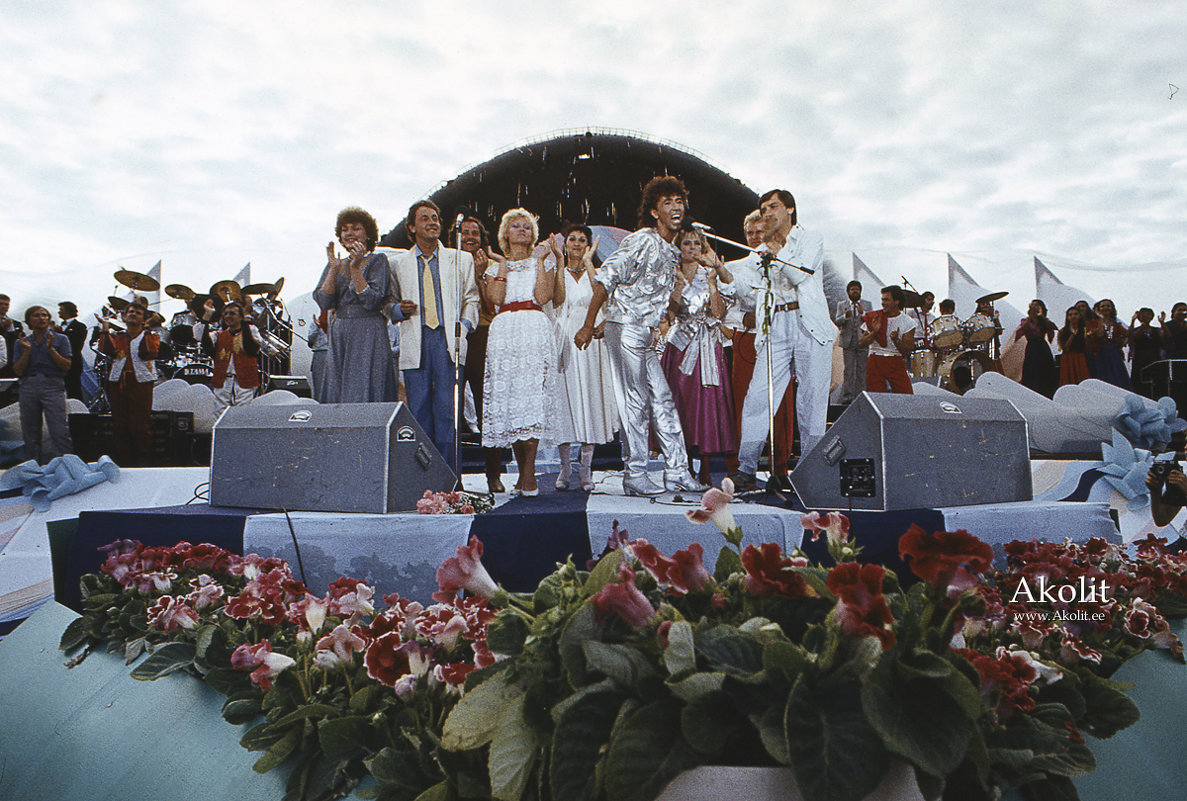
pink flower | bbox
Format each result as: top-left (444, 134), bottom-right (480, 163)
top-left (185, 574), bottom-right (224, 611)
top-left (393, 673), bottom-right (418, 699)
top-left (288, 593), bottom-right (330, 634)
top-left (590, 561), bottom-right (656, 627)
top-left (230, 640), bottom-right (295, 691)
top-left (414, 605), bottom-right (471, 649)
top-left (365, 634), bottom-right (431, 688)
top-left (433, 661), bottom-right (476, 690)
top-left (631, 539), bottom-right (711, 593)
top-left (686, 478), bottom-right (736, 533)
top-left (223, 582), bottom-right (288, 625)
top-left (826, 562), bottom-right (896, 650)
top-left (146, 595), bottom-right (200, 633)
top-left (327, 578), bottom-right (376, 622)
top-left (434, 536), bottom-right (499, 602)
top-left (314, 624), bottom-right (368, 669)
top-left (1058, 635), bottom-right (1103, 665)
top-left (801, 511), bottom-right (850, 548)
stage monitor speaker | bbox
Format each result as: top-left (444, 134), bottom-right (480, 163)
top-left (266, 375), bottom-right (312, 398)
top-left (791, 392), bottom-right (1031, 511)
top-left (209, 402), bottom-right (456, 513)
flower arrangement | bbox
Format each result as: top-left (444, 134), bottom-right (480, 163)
top-left (416, 489), bottom-right (494, 515)
top-left (59, 487), bottom-right (1187, 801)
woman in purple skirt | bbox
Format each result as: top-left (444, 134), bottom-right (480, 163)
top-left (659, 228), bottom-right (737, 487)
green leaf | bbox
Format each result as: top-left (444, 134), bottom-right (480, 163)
top-left (714, 545), bottom-right (743, 582)
top-left (270, 703), bottom-right (340, 728)
top-left (862, 661), bottom-right (971, 777)
top-left (695, 625), bottom-right (763, 676)
top-left (129, 642), bottom-right (195, 680)
top-left (680, 691), bottom-right (737, 757)
top-left (603, 698), bottom-right (700, 801)
top-left (662, 620), bottom-right (696, 676)
top-left (489, 695), bottom-right (537, 801)
top-left (1077, 672), bottom-right (1140, 738)
top-left (485, 613), bottom-right (530, 656)
top-left (123, 637), bottom-right (146, 665)
top-left (666, 671), bottom-right (726, 702)
top-left (349, 683), bottom-right (383, 714)
top-left (366, 746), bottom-right (437, 795)
top-left (241, 721), bottom-right (285, 751)
top-left (583, 549), bottom-right (625, 597)
top-left (59, 617), bottom-right (90, 651)
top-left (317, 714), bottom-right (373, 760)
top-left (442, 669), bottom-right (524, 751)
top-left (223, 697), bottom-right (263, 725)
top-left (559, 601), bottom-right (599, 687)
top-left (763, 639), bottom-right (811, 683)
top-left (756, 706), bottom-right (790, 765)
top-left (252, 726), bottom-right (300, 773)
top-left (582, 641), bottom-right (657, 688)
top-left (412, 782), bottom-right (452, 801)
top-left (550, 690), bottom-right (628, 801)
top-left (786, 675), bottom-right (889, 801)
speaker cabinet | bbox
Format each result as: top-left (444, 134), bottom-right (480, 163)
top-left (209, 402), bottom-right (456, 513)
top-left (265, 375), bottom-right (312, 398)
top-left (791, 392), bottom-right (1031, 511)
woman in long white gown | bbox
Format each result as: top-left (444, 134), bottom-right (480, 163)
top-left (481, 208), bottom-right (556, 497)
top-left (550, 225), bottom-right (618, 491)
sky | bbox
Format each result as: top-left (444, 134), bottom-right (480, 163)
top-left (2, 0), bottom-right (1185, 327)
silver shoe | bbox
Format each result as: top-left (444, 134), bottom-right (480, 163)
top-left (623, 474), bottom-right (665, 497)
top-left (664, 473), bottom-right (709, 493)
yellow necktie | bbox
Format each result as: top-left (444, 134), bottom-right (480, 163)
top-left (421, 255), bottom-right (439, 329)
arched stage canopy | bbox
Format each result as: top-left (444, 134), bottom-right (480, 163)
top-left (379, 128), bottom-right (760, 249)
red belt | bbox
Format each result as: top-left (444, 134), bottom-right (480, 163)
top-left (498, 301), bottom-right (542, 315)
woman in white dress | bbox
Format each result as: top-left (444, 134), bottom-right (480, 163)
top-left (482, 208), bottom-right (557, 497)
top-left (550, 225), bottom-right (619, 491)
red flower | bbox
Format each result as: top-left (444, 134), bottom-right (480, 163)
top-left (146, 595), bottom-right (200, 633)
top-left (230, 640), bottom-right (295, 691)
top-left (898, 525), bottom-right (993, 591)
top-left (435, 536), bottom-right (499, 602)
top-left (590, 561), bottom-right (657, 626)
top-left (825, 562), bottom-right (896, 649)
top-left (741, 543), bottom-right (812, 599)
top-left (365, 633), bottom-right (430, 688)
top-left (223, 582), bottom-right (288, 625)
top-left (631, 539), bottom-right (711, 593)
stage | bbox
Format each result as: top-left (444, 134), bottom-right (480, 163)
top-left (0, 457), bottom-right (1157, 633)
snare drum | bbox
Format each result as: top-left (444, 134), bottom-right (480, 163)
top-left (963, 313), bottom-right (997, 345)
top-left (929, 315), bottom-right (965, 349)
top-left (909, 349), bottom-right (937, 377)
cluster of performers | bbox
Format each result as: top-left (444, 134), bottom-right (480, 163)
top-left (313, 177), bottom-right (838, 497)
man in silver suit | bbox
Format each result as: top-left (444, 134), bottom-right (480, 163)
top-left (575, 176), bottom-right (707, 497)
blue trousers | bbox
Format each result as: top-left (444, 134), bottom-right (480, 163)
top-left (403, 327), bottom-right (459, 473)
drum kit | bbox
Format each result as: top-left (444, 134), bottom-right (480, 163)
top-left (906, 290), bottom-right (1007, 394)
top-left (89, 268), bottom-right (294, 411)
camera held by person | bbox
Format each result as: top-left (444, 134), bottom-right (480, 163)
top-left (1146, 459), bottom-right (1187, 528)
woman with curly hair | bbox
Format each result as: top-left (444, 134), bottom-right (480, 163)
top-left (313, 207), bottom-right (397, 403)
top-left (482, 208), bottom-right (557, 496)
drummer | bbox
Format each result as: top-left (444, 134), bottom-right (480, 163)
top-left (975, 296), bottom-right (1005, 360)
top-left (907, 291), bottom-right (936, 349)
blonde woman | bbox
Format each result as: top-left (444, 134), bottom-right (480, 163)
top-left (481, 208), bottom-right (557, 496)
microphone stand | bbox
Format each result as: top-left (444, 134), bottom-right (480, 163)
top-left (453, 217), bottom-right (464, 490)
top-left (695, 226), bottom-right (786, 500)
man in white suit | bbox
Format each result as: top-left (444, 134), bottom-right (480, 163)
top-left (388, 200), bottom-right (480, 474)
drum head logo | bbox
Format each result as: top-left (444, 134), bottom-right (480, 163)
top-left (288, 410), bottom-right (312, 423)
top-left (396, 426), bottom-right (415, 442)
top-left (939, 401), bottom-right (962, 414)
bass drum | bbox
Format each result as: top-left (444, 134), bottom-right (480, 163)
top-left (938, 350), bottom-right (995, 394)
top-left (175, 360), bottom-right (214, 386)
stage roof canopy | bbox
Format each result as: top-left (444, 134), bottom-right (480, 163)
top-left (379, 128), bottom-right (761, 250)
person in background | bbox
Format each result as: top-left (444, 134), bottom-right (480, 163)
top-left (0, 294), bottom-right (25, 379)
top-left (456, 214), bottom-right (506, 493)
top-left (833, 279), bottom-right (872, 405)
top-left (307, 310), bottom-right (329, 402)
top-left (1058, 305), bottom-right (1091, 386)
top-left (58, 302), bottom-right (88, 400)
top-left (1128, 307), bottom-right (1161, 397)
top-left (198, 301), bottom-right (261, 412)
top-left (1013, 299), bottom-right (1058, 398)
top-left (12, 305), bottom-right (73, 463)
top-left (1086, 298), bottom-right (1130, 389)
top-left (1159, 302), bottom-right (1187, 358)
top-left (1147, 463), bottom-right (1187, 528)
top-left (859, 285), bottom-right (917, 394)
top-left (98, 301), bottom-right (158, 466)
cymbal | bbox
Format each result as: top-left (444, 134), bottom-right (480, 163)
top-left (164, 283), bottom-right (196, 301)
top-left (900, 290), bottom-right (924, 308)
top-left (209, 280), bottom-right (242, 302)
top-left (976, 290), bottom-right (1009, 304)
top-left (241, 282), bottom-right (277, 296)
top-left (114, 268), bottom-right (160, 292)
top-left (268, 276), bottom-right (284, 299)
top-left (107, 296), bottom-right (130, 311)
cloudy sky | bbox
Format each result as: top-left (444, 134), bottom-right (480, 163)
top-left (3, 1), bottom-right (1185, 323)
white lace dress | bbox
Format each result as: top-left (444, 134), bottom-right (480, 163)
top-left (481, 259), bottom-right (557, 447)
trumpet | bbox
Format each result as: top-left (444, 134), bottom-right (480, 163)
top-left (258, 329), bottom-right (291, 359)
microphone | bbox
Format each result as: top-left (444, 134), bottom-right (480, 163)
top-left (691, 221), bottom-right (714, 232)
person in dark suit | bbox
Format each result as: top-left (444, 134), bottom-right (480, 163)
top-left (58, 302), bottom-right (88, 400)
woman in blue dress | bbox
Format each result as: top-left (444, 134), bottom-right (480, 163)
top-left (313, 207), bottom-right (398, 403)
